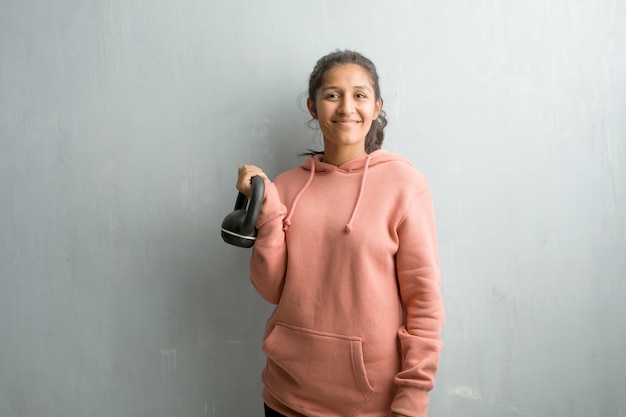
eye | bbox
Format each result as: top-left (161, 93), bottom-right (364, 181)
top-left (355, 92), bottom-right (368, 99)
top-left (325, 93), bottom-right (340, 100)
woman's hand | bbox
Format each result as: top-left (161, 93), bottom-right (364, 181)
top-left (236, 165), bottom-right (269, 197)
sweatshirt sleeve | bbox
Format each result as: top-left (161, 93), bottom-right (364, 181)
top-left (391, 186), bottom-right (445, 417)
top-left (249, 182), bottom-right (288, 304)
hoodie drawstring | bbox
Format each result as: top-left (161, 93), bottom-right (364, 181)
top-left (283, 153), bottom-right (372, 233)
top-left (344, 153), bottom-right (372, 233)
top-left (283, 157), bottom-right (316, 231)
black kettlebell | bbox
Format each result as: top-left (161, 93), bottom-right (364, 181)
top-left (221, 176), bottom-right (265, 248)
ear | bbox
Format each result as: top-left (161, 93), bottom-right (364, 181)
top-left (373, 98), bottom-right (383, 118)
top-left (307, 98), bottom-right (317, 119)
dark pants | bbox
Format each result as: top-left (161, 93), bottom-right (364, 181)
top-left (264, 403), bottom-right (287, 417)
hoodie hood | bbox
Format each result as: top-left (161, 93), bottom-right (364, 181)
top-left (282, 150), bottom-right (412, 232)
top-left (298, 149), bottom-right (409, 173)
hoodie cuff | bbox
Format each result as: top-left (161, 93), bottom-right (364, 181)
top-left (391, 388), bottom-right (429, 417)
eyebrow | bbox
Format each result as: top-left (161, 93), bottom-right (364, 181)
top-left (321, 85), bottom-right (372, 92)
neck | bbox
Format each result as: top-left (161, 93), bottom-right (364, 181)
top-left (322, 143), bottom-right (368, 167)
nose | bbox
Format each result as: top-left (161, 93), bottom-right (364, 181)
top-left (338, 96), bottom-right (356, 114)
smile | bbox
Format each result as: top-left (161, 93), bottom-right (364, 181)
top-left (333, 120), bottom-right (361, 126)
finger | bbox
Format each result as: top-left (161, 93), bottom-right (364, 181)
top-left (236, 165), bottom-right (268, 196)
top-left (239, 165), bottom-right (268, 182)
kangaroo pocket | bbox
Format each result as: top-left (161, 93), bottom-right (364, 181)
top-left (262, 322), bottom-right (375, 417)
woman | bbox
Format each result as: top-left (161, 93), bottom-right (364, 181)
top-left (236, 50), bottom-right (444, 417)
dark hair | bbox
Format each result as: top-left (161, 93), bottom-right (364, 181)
top-left (306, 50), bottom-right (388, 154)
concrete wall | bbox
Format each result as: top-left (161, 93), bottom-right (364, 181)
top-left (1, 1), bottom-right (625, 416)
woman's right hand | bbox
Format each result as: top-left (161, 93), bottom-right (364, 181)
top-left (236, 165), bottom-right (269, 197)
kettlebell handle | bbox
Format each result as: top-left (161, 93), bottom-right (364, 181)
top-left (241, 175), bottom-right (264, 227)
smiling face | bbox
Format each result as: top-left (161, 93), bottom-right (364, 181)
top-left (307, 64), bottom-right (382, 158)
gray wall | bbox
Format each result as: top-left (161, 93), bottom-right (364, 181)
top-left (1, 1), bottom-right (625, 416)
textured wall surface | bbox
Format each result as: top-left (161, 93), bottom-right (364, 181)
top-left (1, 1), bottom-right (625, 416)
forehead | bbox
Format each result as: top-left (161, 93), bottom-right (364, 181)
top-left (321, 63), bottom-right (374, 89)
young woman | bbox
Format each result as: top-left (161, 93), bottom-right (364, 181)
top-left (236, 50), bottom-right (444, 417)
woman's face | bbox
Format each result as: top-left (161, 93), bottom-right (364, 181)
top-left (308, 64), bottom-right (382, 154)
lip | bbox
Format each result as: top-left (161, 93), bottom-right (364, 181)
top-left (333, 120), bottom-right (361, 126)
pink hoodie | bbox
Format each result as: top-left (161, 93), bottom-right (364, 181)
top-left (250, 150), bottom-right (444, 417)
